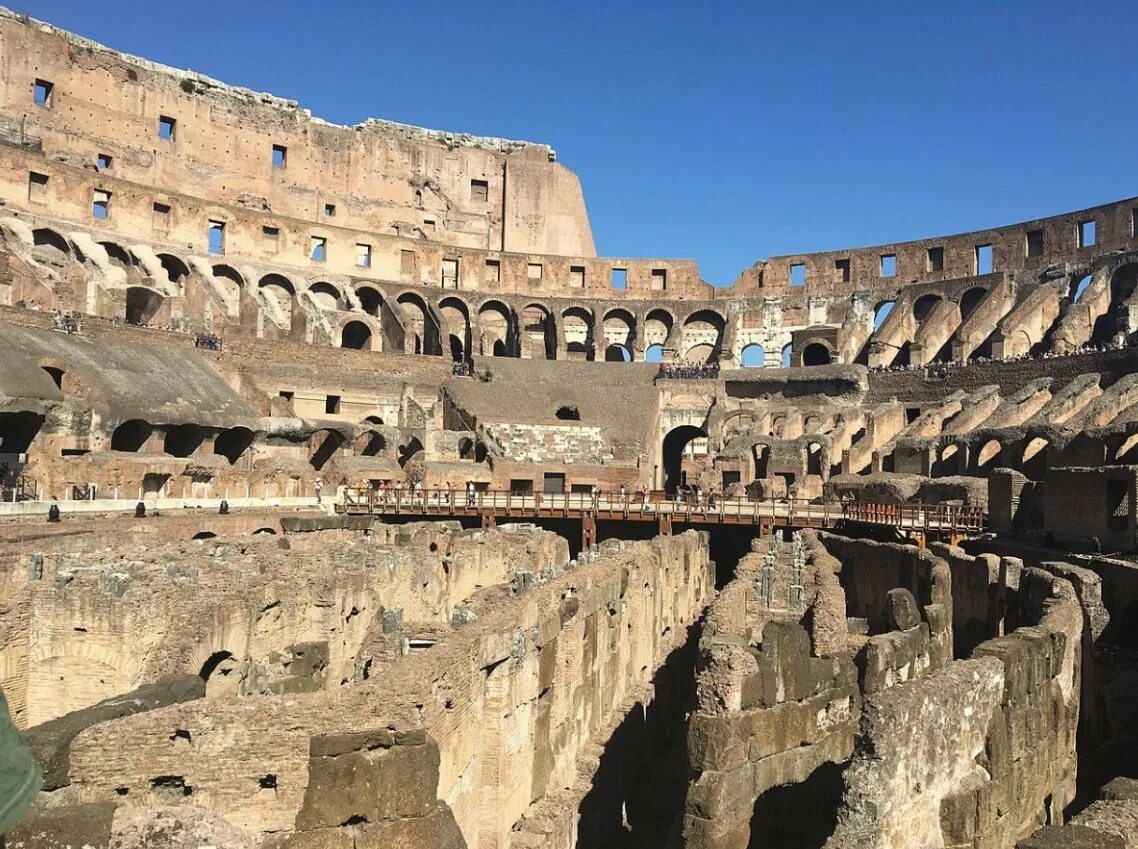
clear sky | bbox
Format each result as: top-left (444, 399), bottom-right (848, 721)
top-left (24, 0), bottom-right (1138, 285)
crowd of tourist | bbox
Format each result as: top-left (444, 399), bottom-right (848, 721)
top-left (49, 309), bottom-right (79, 334)
top-left (194, 332), bottom-right (223, 351)
top-left (869, 336), bottom-right (1133, 376)
top-left (657, 362), bottom-right (722, 380)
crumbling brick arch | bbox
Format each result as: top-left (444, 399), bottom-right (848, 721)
top-left (438, 296), bottom-right (472, 362)
top-left (1022, 436), bottom-right (1050, 480)
top-left (396, 291), bottom-right (440, 355)
top-left (562, 305), bottom-right (595, 360)
top-left (110, 419), bottom-right (153, 452)
top-left (259, 273), bottom-right (296, 328)
top-left (99, 240), bottom-right (136, 270)
top-left (309, 428), bottom-right (346, 471)
top-left (32, 227), bottom-right (72, 255)
top-left (643, 308), bottom-right (675, 351)
top-left (156, 253), bottom-right (191, 291)
top-left (211, 263), bottom-right (245, 316)
top-left (975, 438), bottom-right (1003, 472)
top-left (936, 441), bottom-right (967, 476)
top-left (214, 427), bottom-right (255, 465)
top-left (353, 430), bottom-right (386, 457)
top-left (521, 303), bottom-right (556, 360)
top-left (307, 281), bottom-right (343, 311)
top-left (913, 292), bottom-right (944, 324)
top-left (476, 299), bottom-right (516, 357)
top-left (338, 318), bottom-right (378, 351)
top-left (958, 286), bottom-right (988, 321)
top-left (353, 284), bottom-right (383, 317)
top-left (125, 285), bottom-right (164, 326)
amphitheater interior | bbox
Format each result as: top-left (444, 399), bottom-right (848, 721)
top-left (1, 9), bottom-right (1138, 849)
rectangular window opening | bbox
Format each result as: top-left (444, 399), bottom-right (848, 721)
top-left (1026, 229), bottom-right (1045, 258)
top-left (975, 244), bottom-right (993, 275)
top-left (400, 249), bottom-right (416, 277)
top-left (158, 115), bottom-right (176, 141)
top-left (570, 266), bottom-right (585, 288)
top-left (485, 259), bottom-right (501, 283)
top-left (92, 189), bottom-right (111, 220)
top-left (651, 268), bottom-right (667, 291)
top-left (926, 247), bottom-right (944, 273)
top-left (323, 203), bottom-right (336, 217)
top-left (880, 254), bottom-right (896, 278)
top-left (310, 236), bottom-right (327, 262)
top-left (527, 262), bottom-right (543, 281)
top-left (279, 390), bottom-right (294, 401)
top-left (96, 153), bottom-right (113, 171)
top-left (1078, 220), bottom-right (1097, 248)
top-left (355, 243), bottom-right (371, 268)
top-left (33, 79), bottom-right (53, 107)
top-left (262, 226), bottom-right (280, 253)
top-left (611, 268), bottom-right (627, 289)
top-left (152, 202), bottom-right (171, 231)
top-left (325, 395), bottom-right (341, 415)
top-left (789, 263), bottom-right (806, 287)
top-left (441, 258), bottom-right (459, 289)
top-left (835, 258), bottom-right (851, 282)
top-left (470, 179), bottom-right (489, 202)
top-left (271, 144), bottom-right (287, 168)
top-left (208, 220), bottom-right (226, 256)
top-left (28, 171), bottom-right (48, 202)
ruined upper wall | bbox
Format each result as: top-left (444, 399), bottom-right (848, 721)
top-left (0, 8), bottom-right (595, 257)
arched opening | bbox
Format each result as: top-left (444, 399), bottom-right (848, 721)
top-left (41, 366), bottom-right (64, 390)
top-left (780, 344), bottom-right (792, 368)
top-left (754, 444), bottom-right (770, 479)
top-left (604, 344), bottom-right (631, 362)
top-left (0, 412), bottom-right (44, 453)
top-left (163, 424), bottom-right (206, 458)
top-left (556, 405), bottom-right (581, 421)
top-left (157, 254), bottom-right (190, 288)
top-left (101, 241), bottom-right (134, 268)
top-left (602, 309), bottom-right (635, 359)
top-left (959, 287), bottom-right (987, 320)
top-left (439, 298), bottom-right (471, 363)
top-left (457, 437), bottom-right (475, 460)
top-left (645, 344), bottom-right (665, 364)
top-left (976, 439), bottom-right (1003, 472)
top-left (214, 427), bottom-right (254, 465)
top-left (1022, 437), bottom-right (1049, 480)
top-left (398, 293), bottom-right (438, 355)
top-left (309, 430), bottom-right (345, 471)
top-left (1115, 432), bottom-right (1138, 464)
top-left (259, 274), bottom-right (295, 326)
top-left (681, 310), bottom-right (725, 362)
top-left (111, 419), bottom-right (153, 452)
top-left (211, 264), bottom-right (243, 307)
top-left (363, 415), bottom-right (384, 425)
top-left (802, 343), bottom-right (831, 366)
top-left (308, 281), bottom-right (342, 311)
top-left (199, 650), bottom-right (239, 697)
top-left (478, 301), bottom-right (514, 357)
top-left (522, 304), bottom-right (556, 360)
top-left (1069, 274), bottom-right (1092, 304)
top-left (191, 531), bottom-right (217, 541)
top-left (873, 301), bottom-right (895, 331)
top-left (252, 527), bottom-right (277, 535)
top-left (662, 425), bottom-right (708, 493)
top-left (806, 442), bottom-right (823, 476)
top-left (354, 431), bottom-right (386, 456)
top-left (913, 293), bottom-right (943, 324)
top-left (398, 436), bottom-right (424, 467)
top-left (356, 286), bottom-right (382, 317)
top-left (340, 321), bottom-right (373, 350)
top-left (32, 228), bottom-right (71, 254)
top-left (562, 307), bottom-right (594, 360)
top-left (644, 309), bottom-right (674, 349)
top-left (741, 344), bottom-right (765, 368)
top-left (126, 287), bottom-right (163, 326)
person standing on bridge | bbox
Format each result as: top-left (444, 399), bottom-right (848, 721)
top-left (642, 485), bottom-right (651, 511)
top-left (315, 477), bottom-right (323, 504)
top-left (467, 481), bottom-right (475, 506)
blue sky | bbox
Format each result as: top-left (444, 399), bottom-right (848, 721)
top-left (26, 0), bottom-right (1138, 285)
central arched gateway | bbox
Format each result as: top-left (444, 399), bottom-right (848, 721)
top-left (662, 425), bottom-right (708, 493)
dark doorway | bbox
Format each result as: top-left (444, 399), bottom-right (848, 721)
top-left (749, 760), bottom-right (844, 849)
top-left (662, 425), bottom-right (707, 493)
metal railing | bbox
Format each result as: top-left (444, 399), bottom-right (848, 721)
top-left (338, 489), bottom-right (987, 533)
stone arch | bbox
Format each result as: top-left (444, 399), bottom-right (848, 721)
top-left (111, 419), bottom-right (153, 452)
top-left (100, 240), bottom-right (134, 268)
top-left (340, 320), bottom-right (374, 350)
top-left (663, 425), bottom-right (708, 493)
top-left (356, 285), bottom-right (382, 317)
top-left (477, 300), bottom-right (514, 357)
top-left (937, 443), bottom-right (964, 476)
top-left (644, 309), bottom-right (674, 348)
top-left (753, 443), bottom-right (770, 479)
top-left (913, 293), bottom-right (943, 324)
top-left (126, 286), bottom-right (163, 325)
top-left (192, 531), bottom-right (218, 541)
top-left (397, 292), bottom-right (438, 355)
top-left (976, 439), bottom-right (1003, 472)
top-left (163, 423), bottom-right (206, 458)
top-left (807, 441), bottom-right (823, 476)
top-left (439, 297), bottom-right (472, 362)
top-left (157, 253), bottom-right (191, 288)
top-left (562, 306), bottom-right (594, 360)
top-left (309, 429), bottom-right (345, 471)
top-left (802, 342), bottom-right (832, 366)
top-left (681, 310), bottom-right (725, 362)
top-left (521, 303), bottom-right (556, 360)
top-left (602, 308), bottom-right (635, 358)
top-left (873, 300), bottom-right (895, 331)
top-left (308, 281), bottom-right (343, 311)
top-left (354, 430), bottom-right (386, 456)
top-left (32, 227), bottom-right (71, 254)
top-left (1022, 436), bottom-right (1049, 480)
top-left (214, 427), bottom-right (254, 465)
top-left (741, 343), bottom-right (766, 367)
top-left (398, 436), bottom-right (424, 467)
top-left (259, 274), bottom-right (296, 326)
top-left (200, 650), bottom-right (240, 699)
top-left (959, 287), bottom-right (987, 320)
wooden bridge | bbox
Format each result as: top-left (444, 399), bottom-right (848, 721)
top-left (337, 490), bottom-right (986, 547)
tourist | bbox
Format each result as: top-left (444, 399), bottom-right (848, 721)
top-left (467, 481), bottom-right (475, 506)
top-left (315, 478), bottom-right (323, 503)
